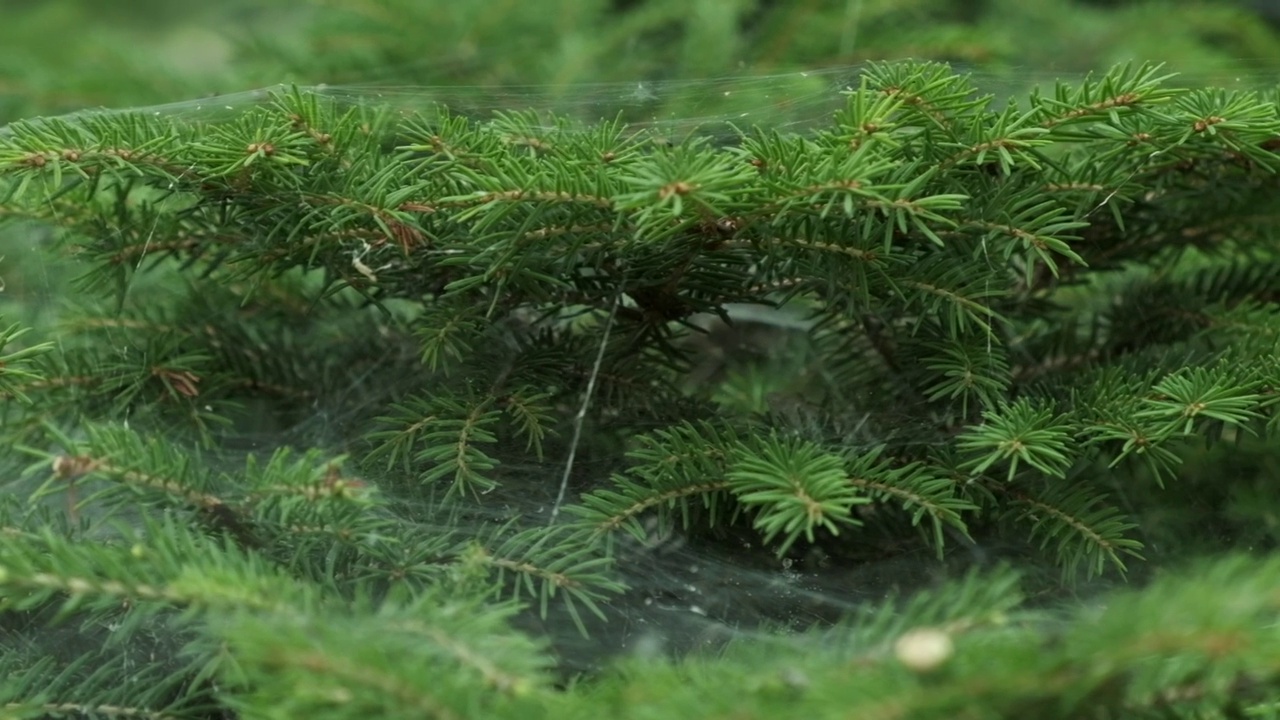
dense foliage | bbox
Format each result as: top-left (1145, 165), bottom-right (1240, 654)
top-left (6, 1), bottom-right (1280, 718)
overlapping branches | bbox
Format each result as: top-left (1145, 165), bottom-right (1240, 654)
top-left (3, 59), bottom-right (1280, 717)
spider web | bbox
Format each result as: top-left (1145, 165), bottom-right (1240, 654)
top-left (10, 59), bottom-right (1278, 140)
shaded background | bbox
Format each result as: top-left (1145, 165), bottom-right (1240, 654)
top-left (6, 0), bottom-right (1280, 124)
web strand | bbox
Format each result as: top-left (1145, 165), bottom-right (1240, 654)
top-left (550, 282), bottom-right (623, 524)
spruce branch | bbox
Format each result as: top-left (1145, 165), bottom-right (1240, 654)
top-left (999, 480), bottom-right (1145, 580)
top-left (958, 397), bottom-right (1076, 482)
top-left (842, 456), bottom-right (978, 556)
top-left (565, 420), bottom-right (740, 542)
top-left (213, 596), bottom-right (549, 720)
top-left (0, 319), bottom-right (54, 405)
top-left (728, 433), bottom-right (870, 555)
top-left (480, 524), bottom-right (624, 636)
top-left (0, 654), bottom-right (213, 720)
top-left (5, 56), bottom-right (1280, 716)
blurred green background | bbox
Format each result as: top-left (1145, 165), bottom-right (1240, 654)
top-left (5, 0), bottom-right (1280, 125)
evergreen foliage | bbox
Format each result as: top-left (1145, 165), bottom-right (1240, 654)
top-left (4, 56), bottom-right (1280, 717)
top-left (6, 1), bottom-right (1280, 718)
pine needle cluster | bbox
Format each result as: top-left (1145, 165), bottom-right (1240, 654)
top-left (2, 59), bottom-right (1280, 717)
